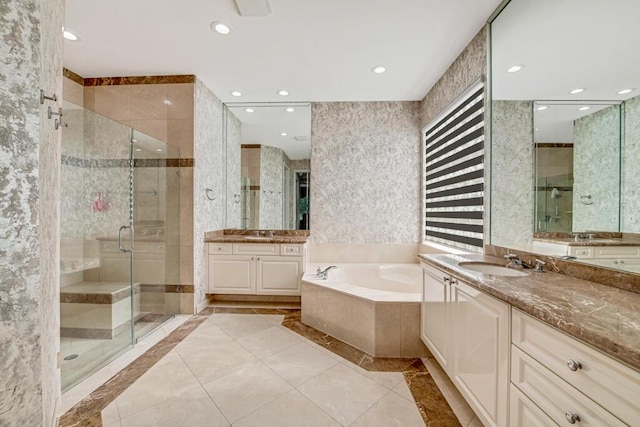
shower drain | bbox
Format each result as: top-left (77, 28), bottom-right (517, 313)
top-left (63, 354), bottom-right (78, 361)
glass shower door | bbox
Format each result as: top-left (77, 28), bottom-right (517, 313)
top-left (60, 103), bottom-right (135, 391)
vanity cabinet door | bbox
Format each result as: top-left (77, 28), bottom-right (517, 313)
top-left (208, 255), bottom-right (255, 294)
top-left (421, 264), bottom-right (451, 371)
top-left (451, 279), bottom-right (510, 427)
top-left (256, 256), bottom-right (302, 295)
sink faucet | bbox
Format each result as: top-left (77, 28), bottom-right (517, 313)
top-left (504, 254), bottom-right (546, 272)
top-left (316, 265), bottom-right (338, 279)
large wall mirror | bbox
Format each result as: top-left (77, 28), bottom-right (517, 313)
top-left (224, 102), bottom-right (311, 230)
top-left (490, 0), bottom-right (640, 272)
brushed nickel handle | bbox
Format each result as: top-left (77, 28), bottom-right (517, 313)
top-left (567, 359), bottom-right (582, 371)
top-left (444, 277), bottom-right (450, 282)
top-left (565, 411), bottom-right (580, 424)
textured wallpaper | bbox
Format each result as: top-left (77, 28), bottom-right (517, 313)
top-left (0, 0), bottom-right (63, 424)
top-left (573, 105), bottom-right (621, 232)
top-left (622, 95), bottom-right (640, 232)
top-left (421, 27), bottom-right (487, 127)
top-left (311, 101), bottom-right (422, 243)
top-left (490, 101), bottom-right (534, 249)
top-left (193, 79), bottom-right (225, 308)
top-left (259, 145), bottom-right (285, 229)
top-left (226, 111), bottom-right (241, 229)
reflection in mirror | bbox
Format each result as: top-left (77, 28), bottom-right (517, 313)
top-left (226, 103), bottom-right (311, 230)
top-left (490, 0), bottom-right (640, 273)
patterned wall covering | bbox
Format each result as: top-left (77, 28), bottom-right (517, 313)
top-left (573, 105), bottom-right (621, 232)
top-left (490, 101), bottom-right (534, 248)
top-left (0, 0), bottom-right (63, 424)
top-left (226, 111), bottom-right (241, 228)
top-left (622, 95), bottom-right (640, 232)
top-left (259, 145), bottom-right (286, 229)
top-left (193, 79), bottom-right (225, 308)
top-left (311, 102), bottom-right (422, 243)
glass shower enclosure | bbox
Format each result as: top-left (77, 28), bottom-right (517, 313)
top-left (59, 102), bottom-right (180, 391)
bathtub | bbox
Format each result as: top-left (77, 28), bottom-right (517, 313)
top-left (301, 263), bottom-right (428, 358)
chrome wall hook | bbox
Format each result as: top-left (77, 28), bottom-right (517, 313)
top-left (40, 89), bottom-right (57, 104)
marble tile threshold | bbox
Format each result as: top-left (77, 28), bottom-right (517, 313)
top-left (58, 307), bottom-right (460, 427)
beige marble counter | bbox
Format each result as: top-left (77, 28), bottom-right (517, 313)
top-left (418, 253), bottom-right (640, 372)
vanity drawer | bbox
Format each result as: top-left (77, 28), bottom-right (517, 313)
top-left (281, 244), bottom-right (303, 256)
top-left (208, 243), bottom-right (232, 254)
top-left (509, 383), bottom-right (557, 427)
top-left (567, 246), bottom-right (593, 258)
top-left (593, 246), bottom-right (640, 258)
top-left (512, 310), bottom-right (640, 425)
top-left (233, 243), bottom-right (280, 255)
top-left (511, 346), bottom-right (625, 426)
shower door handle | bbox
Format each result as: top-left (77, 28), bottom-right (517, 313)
top-left (118, 225), bottom-right (133, 253)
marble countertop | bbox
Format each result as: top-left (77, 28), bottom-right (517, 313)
top-left (534, 237), bottom-right (640, 247)
top-left (204, 235), bottom-right (309, 244)
top-left (418, 253), bottom-right (640, 372)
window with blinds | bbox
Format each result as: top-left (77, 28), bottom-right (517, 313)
top-left (423, 81), bottom-right (485, 251)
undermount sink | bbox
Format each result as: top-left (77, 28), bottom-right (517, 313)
top-left (243, 236), bottom-right (274, 241)
top-left (458, 262), bottom-right (529, 277)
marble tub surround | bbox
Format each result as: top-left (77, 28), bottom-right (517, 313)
top-left (60, 307), bottom-right (461, 427)
top-left (485, 244), bottom-right (640, 294)
top-left (204, 228), bottom-right (310, 244)
top-left (419, 252), bottom-right (640, 371)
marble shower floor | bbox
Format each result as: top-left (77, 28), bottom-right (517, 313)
top-left (60, 308), bottom-right (481, 427)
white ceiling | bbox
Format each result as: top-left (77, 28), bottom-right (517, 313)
top-left (63, 0), bottom-right (502, 103)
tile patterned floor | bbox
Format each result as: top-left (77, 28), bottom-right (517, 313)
top-left (59, 308), bottom-right (466, 427)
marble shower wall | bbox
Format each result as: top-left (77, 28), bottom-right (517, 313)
top-left (622, 95), bottom-right (640, 232)
top-left (226, 111), bottom-right (241, 229)
top-left (193, 79), bottom-right (225, 310)
top-left (311, 102), bottom-right (422, 243)
top-left (259, 145), bottom-right (286, 229)
top-left (0, 0), bottom-right (63, 424)
top-left (573, 105), bottom-right (621, 232)
top-left (490, 101), bottom-right (534, 248)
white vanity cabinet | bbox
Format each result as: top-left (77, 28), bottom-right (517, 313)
top-left (420, 262), bottom-right (510, 427)
top-left (207, 243), bottom-right (306, 295)
top-left (510, 309), bottom-right (640, 426)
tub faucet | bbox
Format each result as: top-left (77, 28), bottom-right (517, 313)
top-left (317, 265), bottom-right (337, 279)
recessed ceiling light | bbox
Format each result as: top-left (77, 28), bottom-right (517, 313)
top-left (578, 106), bottom-right (591, 111)
top-left (63, 30), bottom-right (80, 41)
top-left (163, 99), bottom-right (172, 105)
top-left (536, 106), bottom-right (548, 111)
top-left (135, 148), bottom-right (142, 152)
top-left (569, 88), bottom-right (585, 94)
top-left (280, 132), bottom-right (287, 136)
top-left (230, 91), bottom-right (242, 97)
top-left (210, 21), bottom-right (231, 35)
top-left (618, 88), bottom-right (635, 95)
top-left (371, 65), bottom-right (386, 74)
top-left (507, 64), bottom-right (524, 73)
top-left (277, 90), bottom-right (289, 96)
top-left (132, 139), bottom-right (138, 142)
top-left (156, 148), bottom-right (163, 152)
top-left (245, 108), bottom-right (254, 113)
top-left (285, 107), bottom-right (295, 113)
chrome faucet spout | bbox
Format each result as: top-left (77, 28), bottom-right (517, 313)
top-left (317, 265), bottom-right (338, 279)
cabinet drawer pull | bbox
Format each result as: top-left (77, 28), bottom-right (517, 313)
top-left (567, 359), bottom-right (582, 371)
top-left (444, 277), bottom-right (450, 282)
top-left (565, 411), bottom-right (580, 424)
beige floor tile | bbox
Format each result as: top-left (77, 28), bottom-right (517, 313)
top-left (102, 420), bottom-right (123, 427)
top-left (234, 389), bottom-right (341, 427)
top-left (297, 363), bottom-right (388, 426)
top-left (119, 384), bottom-right (229, 427)
top-left (208, 314), bottom-right (274, 339)
top-left (236, 326), bottom-right (303, 359)
top-left (341, 361), bottom-right (404, 390)
top-left (202, 362), bottom-right (293, 423)
top-left (179, 340), bottom-right (258, 385)
top-left (260, 314), bottom-right (286, 325)
top-left (262, 342), bottom-right (340, 387)
top-left (349, 390), bottom-right (424, 427)
top-left (115, 352), bottom-right (201, 418)
top-left (100, 401), bottom-right (120, 426)
top-left (391, 378), bottom-right (414, 402)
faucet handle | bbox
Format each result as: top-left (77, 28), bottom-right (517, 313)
top-left (504, 253), bottom-right (518, 260)
top-left (534, 259), bottom-right (546, 272)
top-left (316, 266), bottom-right (322, 275)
